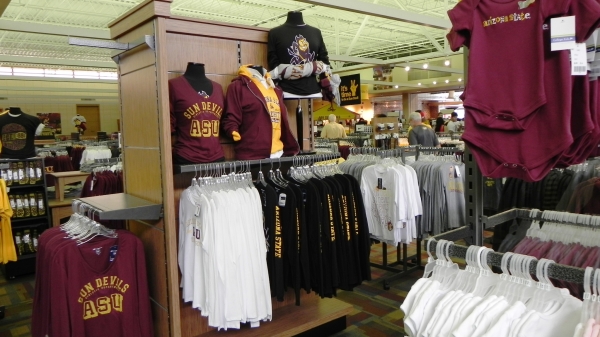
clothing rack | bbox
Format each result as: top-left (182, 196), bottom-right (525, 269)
top-left (173, 152), bottom-right (341, 174)
top-left (365, 146), bottom-right (427, 289)
top-left (425, 239), bottom-right (586, 284)
top-left (371, 145), bottom-right (467, 289)
top-left (435, 132), bottom-right (463, 141)
top-left (482, 208), bottom-right (600, 230)
top-left (415, 146), bottom-right (463, 160)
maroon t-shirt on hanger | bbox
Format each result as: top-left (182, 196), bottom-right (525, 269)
top-left (448, 0), bottom-right (571, 131)
top-left (169, 76), bottom-right (225, 163)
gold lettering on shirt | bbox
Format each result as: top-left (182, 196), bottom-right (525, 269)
top-left (190, 120), bottom-right (219, 138)
top-left (482, 12), bottom-right (531, 27)
top-left (342, 195), bottom-right (351, 241)
top-left (327, 194), bottom-right (336, 242)
top-left (77, 276), bottom-right (129, 320)
top-left (183, 102), bottom-right (223, 120)
top-left (78, 276), bottom-right (130, 303)
top-left (275, 206), bottom-right (282, 258)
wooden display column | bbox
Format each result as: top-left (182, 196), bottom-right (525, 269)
top-left (284, 99), bottom-right (314, 152)
top-left (109, 1), bottom-right (349, 336)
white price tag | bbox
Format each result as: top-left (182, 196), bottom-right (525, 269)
top-left (551, 16), bottom-right (576, 51)
top-left (587, 30), bottom-right (598, 62)
top-left (571, 43), bottom-right (588, 76)
top-left (455, 165), bottom-right (462, 178)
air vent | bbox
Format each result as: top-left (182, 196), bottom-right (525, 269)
top-left (0, 97), bottom-right (7, 100)
top-left (81, 98), bottom-right (96, 101)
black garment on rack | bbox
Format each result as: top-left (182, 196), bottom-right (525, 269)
top-left (287, 182), bottom-right (311, 294)
top-left (310, 177), bottom-right (338, 297)
top-left (345, 174), bottom-right (372, 282)
top-left (300, 180), bottom-right (325, 295)
top-left (254, 182), bottom-right (278, 295)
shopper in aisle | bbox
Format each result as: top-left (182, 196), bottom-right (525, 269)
top-left (434, 116), bottom-right (446, 133)
top-left (320, 114), bottom-right (347, 139)
top-left (446, 112), bottom-right (461, 133)
top-left (408, 112), bottom-right (440, 147)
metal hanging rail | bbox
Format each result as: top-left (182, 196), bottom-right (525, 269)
top-left (173, 153), bottom-right (341, 174)
top-left (426, 239), bottom-right (586, 284)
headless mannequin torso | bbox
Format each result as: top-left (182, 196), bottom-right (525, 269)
top-left (183, 63), bottom-right (213, 97)
top-left (286, 11), bottom-right (305, 26)
top-left (8, 107), bottom-right (23, 116)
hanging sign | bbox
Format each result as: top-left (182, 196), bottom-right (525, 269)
top-left (339, 74), bottom-right (361, 106)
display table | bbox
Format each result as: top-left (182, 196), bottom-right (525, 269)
top-left (48, 198), bottom-right (75, 227)
top-left (46, 171), bottom-right (89, 201)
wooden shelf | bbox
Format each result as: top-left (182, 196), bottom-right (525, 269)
top-left (77, 193), bottom-right (163, 220)
top-left (6, 183), bottom-right (44, 191)
top-left (199, 297), bottom-right (353, 337)
top-left (11, 215), bottom-right (49, 224)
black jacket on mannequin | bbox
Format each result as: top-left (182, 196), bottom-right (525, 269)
top-left (267, 12), bottom-right (330, 95)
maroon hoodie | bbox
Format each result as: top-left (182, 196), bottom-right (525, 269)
top-left (222, 75), bottom-right (300, 160)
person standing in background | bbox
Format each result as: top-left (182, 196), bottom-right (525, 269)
top-left (320, 114), bottom-right (347, 139)
top-left (434, 117), bottom-right (446, 133)
top-left (408, 112), bottom-right (440, 147)
top-left (446, 112), bottom-right (461, 133)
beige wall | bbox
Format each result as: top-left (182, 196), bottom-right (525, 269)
top-left (0, 77), bottom-right (120, 135)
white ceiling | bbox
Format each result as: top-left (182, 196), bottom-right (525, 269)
top-left (0, 0), bottom-right (458, 71)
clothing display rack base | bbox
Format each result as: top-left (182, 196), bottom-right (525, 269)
top-left (370, 239), bottom-right (423, 290)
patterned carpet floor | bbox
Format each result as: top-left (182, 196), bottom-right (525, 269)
top-left (0, 273), bottom-right (35, 337)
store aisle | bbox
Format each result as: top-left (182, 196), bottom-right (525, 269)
top-left (0, 273), bottom-right (34, 337)
top-left (331, 244), bottom-right (424, 337)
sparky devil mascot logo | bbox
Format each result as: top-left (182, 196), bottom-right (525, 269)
top-left (287, 35), bottom-right (315, 65)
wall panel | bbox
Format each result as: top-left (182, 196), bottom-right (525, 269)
top-left (166, 34), bottom-right (239, 74)
top-left (120, 66), bottom-right (160, 148)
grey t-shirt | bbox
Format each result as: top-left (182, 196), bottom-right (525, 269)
top-left (408, 125), bottom-right (440, 147)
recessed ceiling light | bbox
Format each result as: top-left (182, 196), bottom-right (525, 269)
top-left (433, 81), bottom-right (437, 84)
top-left (422, 63), bottom-right (429, 69)
top-left (444, 60), bottom-right (451, 66)
top-left (418, 83), bottom-right (422, 86)
top-left (458, 78), bottom-right (462, 82)
top-left (394, 85), bottom-right (399, 88)
top-left (405, 66), bottom-right (410, 71)
top-left (445, 79), bottom-right (449, 83)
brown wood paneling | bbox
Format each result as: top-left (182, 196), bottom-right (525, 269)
top-left (240, 41), bottom-right (268, 68)
top-left (180, 291), bottom-right (323, 337)
top-left (166, 18), bottom-right (268, 43)
top-left (116, 20), bottom-right (155, 43)
top-left (129, 220), bottom-right (168, 307)
top-left (150, 300), bottom-right (171, 337)
top-left (120, 67), bottom-right (160, 148)
top-left (123, 148), bottom-right (163, 205)
top-left (110, 0), bottom-right (170, 39)
top-left (200, 297), bottom-right (352, 337)
top-left (166, 34), bottom-right (238, 74)
top-left (283, 99), bottom-right (312, 152)
top-left (167, 73), bottom-right (236, 93)
top-left (155, 15), bottom-right (181, 337)
top-left (119, 47), bottom-right (156, 76)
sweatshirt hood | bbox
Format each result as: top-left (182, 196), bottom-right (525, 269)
top-left (237, 65), bottom-right (276, 89)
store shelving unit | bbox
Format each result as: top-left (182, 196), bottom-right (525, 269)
top-left (0, 158), bottom-right (51, 279)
